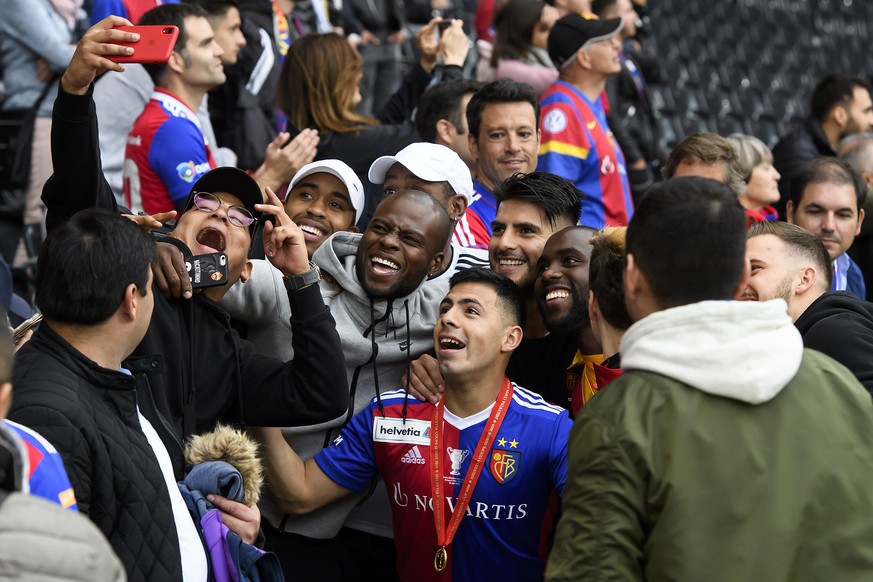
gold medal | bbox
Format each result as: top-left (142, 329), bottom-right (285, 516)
top-left (434, 547), bottom-right (448, 572)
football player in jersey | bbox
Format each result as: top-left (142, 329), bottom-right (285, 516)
top-left (252, 268), bottom-right (572, 581)
top-left (538, 13), bottom-right (633, 228)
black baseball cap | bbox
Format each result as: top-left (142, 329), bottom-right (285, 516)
top-left (548, 13), bottom-right (623, 70)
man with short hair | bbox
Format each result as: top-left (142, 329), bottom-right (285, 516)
top-left (534, 225), bottom-right (599, 414)
top-left (663, 132), bottom-right (746, 196)
top-left (546, 176), bottom-right (873, 581)
top-left (254, 268), bottom-right (572, 581)
top-left (742, 220), bottom-right (873, 395)
top-left (226, 188), bottom-right (453, 581)
top-left (406, 172), bottom-right (583, 410)
top-left (0, 318), bottom-right (126, 581)
top-left (462, 79), bottom-right (542, 248)
top-left (585, 226), bottom-right (631, 390)
top-left (490, 172), bottom-right (584, 407)
top-left (10, 209), bottom-right (209, 580)
top-left (121, 4), bottom-right (317, 214)
top-left (414, 79), bottom-right (484, 177)
top-left (124, 3), bottom-right (228, 213)
top-left (773, 74), bottom-right (873, 217)
top-left (786, 157), bottom-right (866, 298)
top-left (39, 19), bottom-right (349, 562)
top-left (538, 13), bottom-right (633, 229)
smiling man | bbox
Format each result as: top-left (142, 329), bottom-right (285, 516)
top-left (227, 190), bottom-right (452, 580)
top-left (252, 268), bottom-right (572, 582)
top-left (219, 159), bottom-right (364, 359)
top-left (741, 220), bottom-right (873, 395)
top-left (369, 142), bottom-right (490, 279)
top-left (490, 172), bottom-right (583, 407)
top-left (786, 157), bottom-right (867, 298)
top-left (404, 172), bottom-right (583, 410)
top-left (461, 80), bottom-right (542, 248)
top-left (534, 226), bottom-right (600, 413)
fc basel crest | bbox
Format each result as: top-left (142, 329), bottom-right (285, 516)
top-left (489, 449), bottom-right (520, 485)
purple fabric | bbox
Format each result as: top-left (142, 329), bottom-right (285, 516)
top-left (200, 508), bottom-right (239, 582)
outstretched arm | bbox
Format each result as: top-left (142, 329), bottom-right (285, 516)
top-left (249, 427), bottom-right (353, 514)
top-left (44, 17), bottom-right (139, 232)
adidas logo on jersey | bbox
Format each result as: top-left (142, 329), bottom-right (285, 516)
top-left (401, 446), bottom-right (426, 465)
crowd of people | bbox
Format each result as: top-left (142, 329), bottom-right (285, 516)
top-left (2, 0), bottom-right (873, 580)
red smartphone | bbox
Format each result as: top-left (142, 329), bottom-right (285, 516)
top-left (108, 25), bottom-right (179, 64)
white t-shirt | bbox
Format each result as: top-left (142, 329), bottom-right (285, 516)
top-left (138, 409), bottom-right (209, 582)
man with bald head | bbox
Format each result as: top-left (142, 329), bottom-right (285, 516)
top-left (251, 190), bottom-right (455, 580)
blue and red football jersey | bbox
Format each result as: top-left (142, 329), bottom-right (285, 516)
top-left (124, 88), bottom-right (215, 214)
top-left (538, 81), bottom-right (633, 228)
top-left (454, 181), bottom-right (498, 249)
top-left (3, 420), bottom-right (77, 510)
top-left (315, 386), bottom-right (572, 581)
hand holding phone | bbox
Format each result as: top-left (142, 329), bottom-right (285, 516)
top-left (438, 20), bottom-right (453, 36)
top-left (185, 253), bottom-right (229, 288)
top-left (107, 25), bottom-right (179, 64)
top-left (13, 313), bottom-right (42, 345)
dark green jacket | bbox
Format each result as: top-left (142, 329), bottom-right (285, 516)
top-left (548, 349), bottom-right (873, 581)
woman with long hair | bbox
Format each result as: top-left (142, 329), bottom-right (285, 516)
top-left (277, 20), bottom-right (469, 224)
top-left (490, 0), bottom-right (559, 95)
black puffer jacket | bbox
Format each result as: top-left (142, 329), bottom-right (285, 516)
top-left (10, 325), bottom-right (183, 581)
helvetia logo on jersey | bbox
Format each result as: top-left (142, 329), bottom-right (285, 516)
top-left (401, 446), bottom-right (426, 464)
top-left (373, 417), bottom-right (431, 445)
top-left (489, 449), bottom-right (520, 484)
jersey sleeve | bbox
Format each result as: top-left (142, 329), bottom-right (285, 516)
top-left (4, 420), bottom-right (78, 511)
top-left (453, 210), bottom-right (491, 249)
top-left (314, 402), bottom-right (380, 492)
top-left (537, 100), bottom-right (591, 190)
top-left (90, 0), bottom-right (128, 24)
top-left (549, 410), bottom-right (573, 497)
top-left (148, 117), bottom-right (212, 211)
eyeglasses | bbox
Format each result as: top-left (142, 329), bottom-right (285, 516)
top-left (191, 192), bottom-right (257, 228)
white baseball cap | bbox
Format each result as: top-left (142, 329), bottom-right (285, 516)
top-left (368, 143), bottom-right (474, 204)
top-left (288, 159), bottom-right (366, 224)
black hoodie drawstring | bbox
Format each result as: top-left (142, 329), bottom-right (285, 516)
top-left (369, 297), bottom-right (384, 417)
top-left (366, 297), bottom-right (393, 417)
top-left (401, 299), bottom-right (411, 424)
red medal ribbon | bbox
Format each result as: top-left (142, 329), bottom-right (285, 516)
top-left (431, 377), bottom-right (513, 571)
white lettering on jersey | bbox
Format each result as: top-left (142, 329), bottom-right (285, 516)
top-left (373, 418), bottom-right (431, 445)
top-left (401, 446), bottom-right (426, 465)
top-left (392, 482), bottom-right (529, 521)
